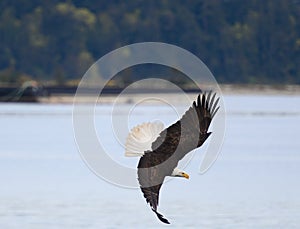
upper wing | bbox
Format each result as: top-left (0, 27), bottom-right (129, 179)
top-left (152, 91), bottom-right (219, 155)
top-left (137, 92), bottom-right (220, 224)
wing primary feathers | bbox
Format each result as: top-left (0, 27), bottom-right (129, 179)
top-left (206, 91), bottom-right (212, 109)
top-left (196, 94), bottom-right (204, 116)
top-left (201, 93), bottom-right (206, 108)
top-left (197, 94), bottom-right (201, 108)
top-left (212, 106), bottom-right (220, 119)
top-left (211, 97), bottom-right (220, 118)
top-left (209, 92), bottom-right (217, 113)
top-left (152, 208), bottom-right (170, 224)
top-left (205, 91), bottom-right (210, 110)
top-left (193, 101), bottom-right (196, 107)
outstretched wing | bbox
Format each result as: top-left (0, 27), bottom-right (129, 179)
top-left (137, 92), bottom-right (220, 224)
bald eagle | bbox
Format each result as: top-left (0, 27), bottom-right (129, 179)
top-left (125, 92), bottom-right (220, 224)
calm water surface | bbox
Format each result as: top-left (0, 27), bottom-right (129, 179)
top-left (0, 95), bottom-right (300, 228)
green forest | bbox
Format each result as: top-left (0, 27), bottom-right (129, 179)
top-left (0, 0), bottom-right (299, 85)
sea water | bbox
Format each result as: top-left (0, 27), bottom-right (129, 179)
top-left (0, 95), bottom-right (300, 228)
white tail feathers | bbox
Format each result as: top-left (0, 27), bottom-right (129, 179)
top-left (125, 121), bottom-right (164, 157)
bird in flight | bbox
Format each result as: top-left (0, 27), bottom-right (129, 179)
top-left (125, 92), bottom-right (220, 224)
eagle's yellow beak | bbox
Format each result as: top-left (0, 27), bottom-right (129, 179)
top-left (182, 173), bottom-right (189, 179)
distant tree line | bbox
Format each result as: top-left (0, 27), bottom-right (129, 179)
top-left (0, 0), bottom-right (299, 85)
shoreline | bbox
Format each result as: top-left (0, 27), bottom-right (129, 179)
top-left (38, 84), bottom-right (300, 104)
top-left (220, 84), bottom-right (300, 95)
top-left (1, 83), bottom-right (299, 104)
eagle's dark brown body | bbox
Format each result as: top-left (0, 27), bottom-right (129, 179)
top-left (137, 92), bottom-right (220, 224)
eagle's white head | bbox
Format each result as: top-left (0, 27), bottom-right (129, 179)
top-left (171, 167), bottom-right (189, 179)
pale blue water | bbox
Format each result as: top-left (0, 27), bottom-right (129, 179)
top-left (1, 95), bottom-right (300, 228)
